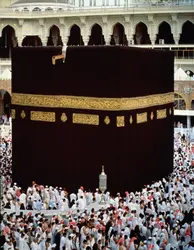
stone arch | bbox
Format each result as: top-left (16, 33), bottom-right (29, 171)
top-left (47, 24), bottom-right (60, 37)
top-left (155, 20), bottom-right (172, 34)
top-left (22, 36), bottom-right (42, 46)
top-left (180, 20), bottom-right (194, 32)
top-left (89, 23), bottom-right (104, 34)
top-left (68, 23), bottom-right (81, 37)
top-left (191, 99), bottom-right (194, 110)
top-left (0, 89), bottom-right (11, 116)
top-left (191, 99), bottom-right (194, 109)
top-left (174, 92), bottom-right (187, 110)
top-left (133, 22), bottom-right (147, 32)
top-left (155, 21), bottom-right (175, 44)
top-left (32, 7), bottom-right (41, 12)
top-left (111, 21), bottom-right (125, 34)
top-left (45, 7), bottom-right (53, 11)
top-left (88, 23), bottom-right (105, 45)
top-left (47, 25), bottom-right (63, 46)
top-left (0, 25), bottom-right (18, 58)
top-left (110, 22), bottom-right (128, 45)
top-left (134, 22), bottom-right (151, 45)
top-left (67, 24), bottom-right (84, 46)
top-left (0, 24), bottom-right (17, 36)
top-left (23, 7), bottom-right (29, 11)
top-left (1, 25), bottom-right (17, 38)
top-left (174, 91), bottom-right (186, 99)
top-left (179, 20), bottom-right (194, 44)
top-left (0, 80), bottom-right (11, 96)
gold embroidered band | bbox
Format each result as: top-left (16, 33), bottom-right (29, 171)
top-left (151, 112), bottom-right (154, 120)
top-left (72, 113), bottom-right (99, 125)
top-left (30, 111), bottom-right (55, 122)
top-left (137, 112), bottom-right (147, 124)
top-left (104, 116), bottom-right (110, 125)
top-left (61, 113), bottom-right (67, 122)
top-left (12, 92), bottom-right (174, 111)
top-left (157, 109), bottom-right (167, 119)
top-left (12, 108), bottom-right (172, 125)
top-left (117, 116), bottom-right (125, 127)
top-left (11, 109), bottom-right (15, 119)
top-left (129, 116), bottom-right (133, 124)
top-left (21, 110), bottom-right (26, 119)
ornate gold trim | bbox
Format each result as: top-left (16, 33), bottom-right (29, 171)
top-left (157, 109), bottom-right (167, 119)
top-left (117, 116), bottom-right (125, 127)
top-left (129, 116), bottom-right (133, 124)
top-left (21, 110), bottom-right (26, 119)
top-left (104, 116), bottom-right (110, 125)
top-left (72, 113), bottom-right (99, 125)
top-left (14, 109), bottom-right (171, 126)
top-left (11, 109), bottom-right (15, 119)
top-left (61, 113), bottom-right (67, 122)
top-left (30, 111), bottom-right (55, 122)
top-left (137, 113), bottom-right (147, 124)
top-left (12, 92), bottom-right (174, 111)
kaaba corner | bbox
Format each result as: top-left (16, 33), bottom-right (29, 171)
top-left (11, 46), bottom-right (174, 194)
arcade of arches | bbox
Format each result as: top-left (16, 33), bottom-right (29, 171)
top-left (0, 21), bottom-right (194, 118)
top-left (0, 21), bottom-right (194, 57)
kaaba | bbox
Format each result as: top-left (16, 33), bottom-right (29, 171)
top-left (11, 46), bottom-right (174, 194)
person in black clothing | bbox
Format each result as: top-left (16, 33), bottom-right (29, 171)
top-left (181, 208), bottom-right (194, 226)
top-left (54, 231), bottom-right (61, 250)
top-left (105, 218), bottom-right (112, 238)
top-left (0, 235), bottom-right (6, 250)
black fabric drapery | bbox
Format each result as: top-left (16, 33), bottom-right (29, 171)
top-left (12, 46), bottom-right (174, 194)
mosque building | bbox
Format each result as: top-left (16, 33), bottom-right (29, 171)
top-left (0, 0), bottom-right (193, 128)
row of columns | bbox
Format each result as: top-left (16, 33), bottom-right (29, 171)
top-left (15, 34), bottom-right (180, 47)
top-left (3, 19), bottom-right (194, 48)
top-left (187, 115), bottom-right (191, 129)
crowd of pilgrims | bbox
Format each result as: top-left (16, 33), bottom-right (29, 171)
top-left (0, 123), bottom-right (194, 250)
